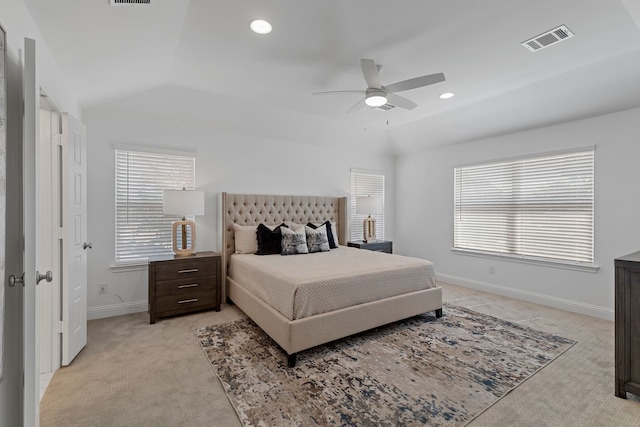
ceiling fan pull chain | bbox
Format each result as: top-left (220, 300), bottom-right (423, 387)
top-left (364, 102), bottom-right (368, 131)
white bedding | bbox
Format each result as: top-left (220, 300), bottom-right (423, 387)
top-left (228, 246), bottom-right (437, 320)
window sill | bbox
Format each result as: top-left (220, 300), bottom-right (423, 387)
top-left (110, 262), bottom-right (148, 273)
top-left (451, 248), bottom-right (599, 273)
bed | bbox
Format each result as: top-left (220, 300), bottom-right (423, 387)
top-left (220, 192), bottom-right (443, 367)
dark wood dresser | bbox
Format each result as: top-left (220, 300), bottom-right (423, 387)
top-left (148, 251), bottom-right (221, 324)
top-left (615, 250), bottom-right (640, 398)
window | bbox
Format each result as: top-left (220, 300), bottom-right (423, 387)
top-left (350, 169), bottom-right (385, 241)
top-left (453, 148), bottom-right (594, 266)
top-left (115, 148), bottom-right (195, 264)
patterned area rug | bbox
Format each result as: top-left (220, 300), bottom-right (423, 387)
top-left (195, 305), bottom-right (575, 426)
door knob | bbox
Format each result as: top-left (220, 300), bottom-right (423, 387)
top-left (83, 242), bottom-right (93, 250)
top-left (8, 273), bottom-right (24, 287)
top-left (36, 270), bottom-right (53, 285)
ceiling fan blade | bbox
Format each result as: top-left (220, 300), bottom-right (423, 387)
top-left (313, 90), bottom-right (365, 95)
top-left (385, 72), bottom-right (445, 93)
top-left (361, 59), bottom-right (382, 89)
top-left (346, 97), bottom-right (366, 114)
top-left (386, 93), bottom-right (417, 110)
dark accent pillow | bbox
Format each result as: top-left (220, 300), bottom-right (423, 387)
top-left (255, 223), bottom-right (287, 255)
top-left (307, 221), bottom-right (337, 249)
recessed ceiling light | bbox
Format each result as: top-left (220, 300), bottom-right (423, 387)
top-left (250, 19), bottom-right (272, 35)
top-left (439, 92), bottom-right (455, 99)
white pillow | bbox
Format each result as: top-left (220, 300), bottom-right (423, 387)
top-left (284, 222), bottom-right (306, 231)
top-left (331, 222), bottom-right (340, 246)
top-left (233, 224), bottom-right (258, 254)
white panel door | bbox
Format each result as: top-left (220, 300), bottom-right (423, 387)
top-left (23, 37), bottom-right (40, 427)
top-left (37, 105), bottom-right (60, 374)
top-left (0, 30), bottom-right (27, 427)
top-left (61, 113), bottom-right (87, 365)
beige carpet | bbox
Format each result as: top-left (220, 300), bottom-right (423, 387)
top-left (195, 304), bottom-right (574, 426)
top-left (40, 283), bottom-right (640, 426)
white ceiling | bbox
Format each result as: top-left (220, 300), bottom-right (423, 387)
top-left (22, 0), bottom-right (640, 154)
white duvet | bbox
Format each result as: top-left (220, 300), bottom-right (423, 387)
top-left (228, 246), bottom-right (436, 320)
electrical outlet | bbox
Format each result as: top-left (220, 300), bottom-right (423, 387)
top-left (99, 282), bottom-right (107, 294)
top-left (489, 265), bottom-right (495, 274)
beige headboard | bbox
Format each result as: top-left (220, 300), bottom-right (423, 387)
top-left (219, 192), bottom-right (348, 301)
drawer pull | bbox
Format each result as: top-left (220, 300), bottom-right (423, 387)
top-left (178, 268), bottom-right (199, 274)
top-left (178, 298), bottom-right (198, 304)
top-left (178, 283), bottom-right (198, 289)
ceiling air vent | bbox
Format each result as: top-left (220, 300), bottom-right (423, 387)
top-left (110, 0), bottom-right (151, 5)
top-left (521, 25), bottom-right (574, 52)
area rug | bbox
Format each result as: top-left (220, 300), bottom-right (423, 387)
top-left (194, 305), bottom-right (575, 426)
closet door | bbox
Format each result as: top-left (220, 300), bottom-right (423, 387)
top-left (61, 113), bottom-right (88, 366)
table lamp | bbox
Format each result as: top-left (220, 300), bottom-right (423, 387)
top-left (163, 189), bottom-right (205, 256)
top-left (356, 196), bottom-right (382, 243)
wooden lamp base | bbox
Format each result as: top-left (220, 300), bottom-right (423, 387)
top-left (172, 220), bottom-right (196, 256)
top-left (363, 216), bottom-right (376, 243)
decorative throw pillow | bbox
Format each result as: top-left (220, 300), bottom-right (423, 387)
top-left (305, 225), bottom-right (330, 253)
top-left (233, 224), bottom-right (259, 254)
top-left (281, 226), bottom-right (309, 255)
top-left (307, 221), bottom-right (338, 249)
top-left (284, 222), bottom-right (305, 231)
top-left (256, 223), bottom-right (287, 255)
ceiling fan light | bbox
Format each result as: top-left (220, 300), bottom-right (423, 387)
top-left (365, 89), bottom-right (387, 107)
top-left (365, 95), bottom-right (387, 107)
top-left (250, 19), bottom-right (272, 34)
top-left (439, 92), bottom-right (455, 99)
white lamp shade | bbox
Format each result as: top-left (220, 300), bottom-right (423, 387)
top-left (163, 190), bottom-right (205, 216)
top-left (356, 196), bottom-right (383, 215)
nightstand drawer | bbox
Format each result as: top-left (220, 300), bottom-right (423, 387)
top-left (155, 290), bottom-right (217, 314)
top-left (148, 251), bottom-right (222, 324)
top-left (155, 277), bottom-right (216, 298)
top-left (154, 259), bottom-right (216, 282)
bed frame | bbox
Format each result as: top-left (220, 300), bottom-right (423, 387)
top-left (220, 192), bottom-right (443, 367)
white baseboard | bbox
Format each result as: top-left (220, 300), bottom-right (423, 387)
top-left (437, 273), bottom-right (614, 321)
top-left (87, 300), bottom-right (148, 320)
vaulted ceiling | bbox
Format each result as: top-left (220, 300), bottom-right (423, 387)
top-left (22, 0), bottom-right (640, 154)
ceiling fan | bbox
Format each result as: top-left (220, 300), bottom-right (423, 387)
top-left (314, 59), bottom-right (445, 112)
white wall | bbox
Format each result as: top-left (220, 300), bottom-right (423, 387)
top-left (394, 107), bottom-right (640, 320)
top-left (0, 0), bottom-right (80, 118)
top-left (83, 85), bottom-right (395, 319)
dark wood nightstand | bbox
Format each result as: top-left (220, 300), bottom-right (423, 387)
top-left (347, 240), bottom-right (393, 254)
top-left (148, 251), bottom-right (221, 324)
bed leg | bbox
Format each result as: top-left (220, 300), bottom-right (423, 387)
top-left (435, 308), bottom-right (443, 318)
top-left (287, 354), bottom-right (297, 368)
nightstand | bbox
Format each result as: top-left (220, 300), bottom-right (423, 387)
top-left (347, 240), bottom-right (393, 254)
top-left (148, 251), bottom-right (221, 324)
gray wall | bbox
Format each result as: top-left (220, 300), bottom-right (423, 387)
top-left (394, 107), bottom-right (640, 320)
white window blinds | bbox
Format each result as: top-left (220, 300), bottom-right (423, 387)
top-left (454, 148), bottom-right (594, 264)
top-left (350, 170), bottom-right (385, 241)
top-left (115, 149), bottom-right (195, 264)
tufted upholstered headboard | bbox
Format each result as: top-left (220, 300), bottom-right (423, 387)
top-left (219, 192), bottom-right (348, 300)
